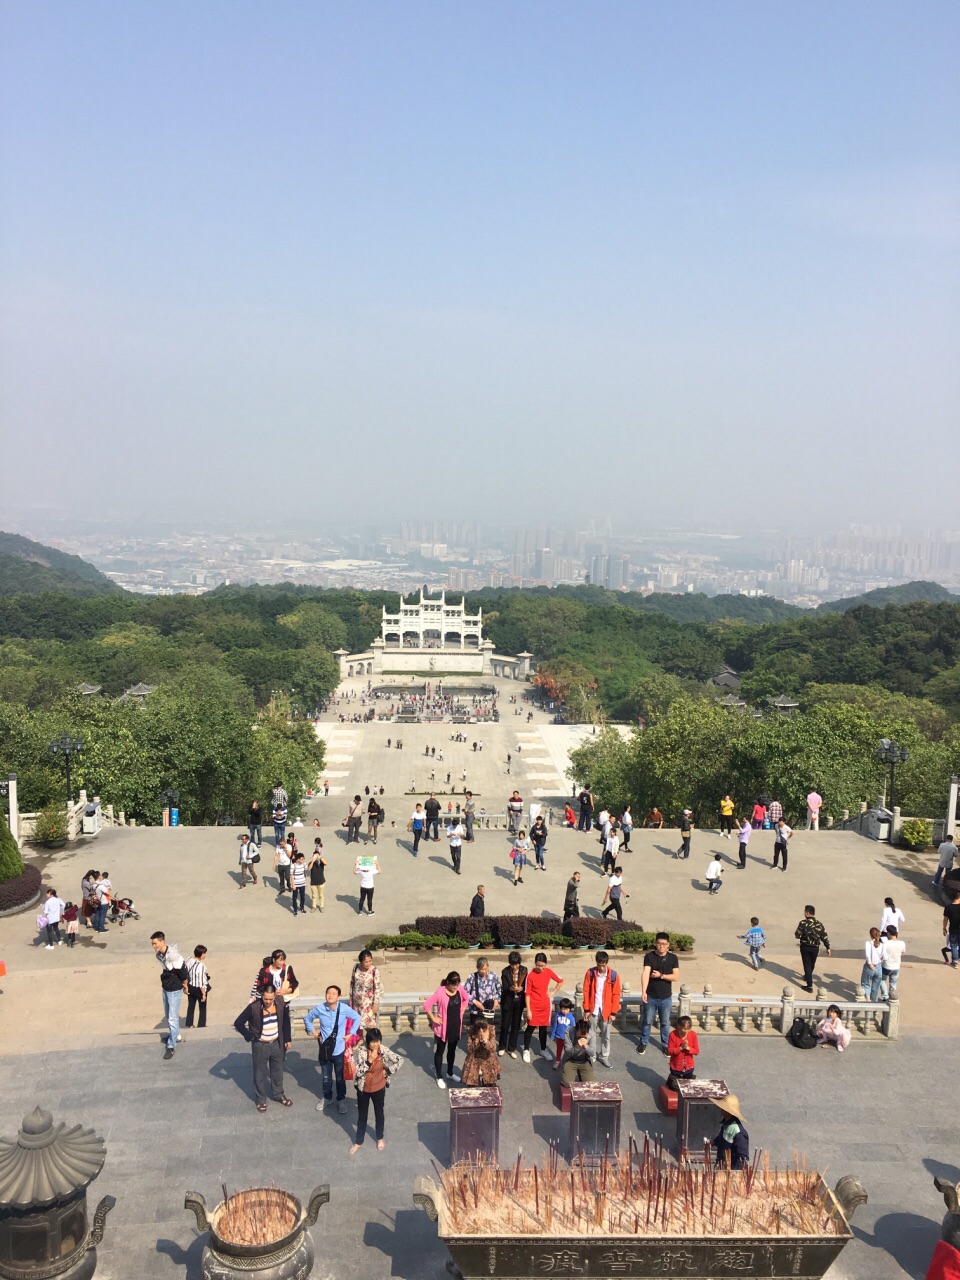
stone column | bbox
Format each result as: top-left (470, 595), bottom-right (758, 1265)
top-left (6, 773), bottom-right (18, 846)
top-left (882, 995), bottom-right (900, 1040)
top-left (947, 776), bottom-right (958, 841)
top-left (780, 986), bottom-right (795, 1034)
top-left (372, 638), bottom-right (385, 674)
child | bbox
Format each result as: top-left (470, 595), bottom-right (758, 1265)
top-left (512, 830), bottom-right (530, 885)
top-left (738, 917), bottom-right (766, 969)
top-left (549, 997), bottom-right (577, 1069)
top-left (666, 1015), bottom-right (699, 1085)
top-left (63, 901), bottom-right (79, 948)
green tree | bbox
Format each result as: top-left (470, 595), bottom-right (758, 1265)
top-left (277, 603), bottom-right (349, 651)
top-left (0, 814), bottom-right (24, 882)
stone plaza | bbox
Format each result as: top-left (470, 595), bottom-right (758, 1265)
top-left (1, 673), bottom-right (958, 1279)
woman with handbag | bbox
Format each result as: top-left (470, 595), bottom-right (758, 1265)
top-left (349, 1028), bottom-right (402, 1153)
top-left (80, 869), bottom-right (99, 927)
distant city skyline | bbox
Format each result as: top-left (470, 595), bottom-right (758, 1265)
top-left (2, 3), bottom-right (958, 526)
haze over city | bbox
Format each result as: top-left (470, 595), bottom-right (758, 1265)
top-left (1, 2), bottom-right (958, 529)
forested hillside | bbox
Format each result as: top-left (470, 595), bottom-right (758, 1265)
top-left (0, 531), bottom-right (119, 597)
top-left (2, 582), bottom-right (960, 824)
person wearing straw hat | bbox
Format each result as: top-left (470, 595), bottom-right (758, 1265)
top-left (712, 1094), bottom-right (749, 1170)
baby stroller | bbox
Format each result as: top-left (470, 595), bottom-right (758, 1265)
top-left (109, 896), bottom-right (140, 926)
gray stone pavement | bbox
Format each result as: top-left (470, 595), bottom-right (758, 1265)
top-left (0, 1029), bottom-right (953, 1280)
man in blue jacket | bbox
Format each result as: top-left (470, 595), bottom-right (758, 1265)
top-left (304, 985), bottom-right (362, 1115)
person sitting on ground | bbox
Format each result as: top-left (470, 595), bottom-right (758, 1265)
top-left (559, 1018), bottom-right (596, 1086)
top-left (713, 1094), bottom-right (749, 1169)
top-left (816, 1004), bottom-right (851, 1053)
top-left (645, 806), bottom-right (664, 829)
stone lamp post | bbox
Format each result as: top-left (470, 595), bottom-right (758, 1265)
top-left (0, 1108), bottom-right (114, 1280)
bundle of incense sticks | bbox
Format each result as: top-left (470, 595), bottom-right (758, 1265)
top-left (434, 1142), bottom-right (842, 1239)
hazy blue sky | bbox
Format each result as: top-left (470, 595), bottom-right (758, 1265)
top-left (2, 3), bottom-right (957, 530)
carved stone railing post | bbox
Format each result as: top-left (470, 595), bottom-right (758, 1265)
top-left (882, 995), bottom-right (900, 1040)
top-left (780, 985), bottom-right (795, 1033)
top-left (678, 983), bottom-right (691, 1020)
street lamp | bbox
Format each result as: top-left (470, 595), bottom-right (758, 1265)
top-left (877, 738), bottom-right (909, 811)
top-left (160, 788), bottom-right (180, 827)
top-left (49, 735), bottom-right (83, 805)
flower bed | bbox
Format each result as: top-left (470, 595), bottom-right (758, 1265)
top-left (385, 917), bottom-right (695, 953)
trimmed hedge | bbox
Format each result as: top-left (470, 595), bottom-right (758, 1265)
top-left (367, 932), bottom-right (470, 950)
top-left (0, 864), bottom-right (42, 913)
top-left (393, 915), bottom-right (694, 952)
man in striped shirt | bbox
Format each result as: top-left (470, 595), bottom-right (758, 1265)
top-left (234, 986), bottom-right (293, 1112)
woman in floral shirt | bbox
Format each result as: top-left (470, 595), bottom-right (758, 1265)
top-left (350, 949), bottom-right (383, 1029)
top-left (465, 957), bottom-right (501, 1022)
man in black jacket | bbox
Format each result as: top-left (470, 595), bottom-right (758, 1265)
top-left (234, 987), bottom-right (293, 1111)
top-left (469, 885), bottom-right (485, 917)
top-left (151, 931), bottom-right (189, 1061)
top-left (794, 906), bottom-right (831, 992)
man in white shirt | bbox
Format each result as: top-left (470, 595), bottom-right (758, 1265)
top-left (447, 820), bottom-right (465, 875)
top-left (238, 834), bottom-right (259, 887)
top-left (933, 835), bottom-right (956, 887)
top-left (42, 888), bottom-right (65, 948)
top-left (705, 858), bottom-right (723, 895)
top-left (273, 839), bottom-right (292, 894)
top-left (354, 856), bottom-right (381, 915)
top-left (880, 927), bottom-right (906, 996)
top-left (772, 819), bottom-right (793, 872)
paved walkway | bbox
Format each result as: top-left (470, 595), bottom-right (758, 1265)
top-left (2, 677), bottom-right (957, 1279)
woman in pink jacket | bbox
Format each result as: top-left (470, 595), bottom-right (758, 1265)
top-left (424, 971), bottom-right (471, 1089)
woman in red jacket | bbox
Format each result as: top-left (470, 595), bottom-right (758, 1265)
top-left (522, 952), bottom-right (564, 1064)
top-left (666, 1014), bottom-right (699, 1085)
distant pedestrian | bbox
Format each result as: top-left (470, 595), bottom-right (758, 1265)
top-left (601, 866), bottom-right (628, 919)
top-left (578, 788), bottom-right (594, 831)
top-left (806, 789), bottom-right (823, 831)
top-left (447, 818), bottom-right (465, 875)
top-left (530, 815), bottom-right (548, 870)
top-left (354, 856), bottom-right (380, 915)
top-left (563, 872), bottom-right (581, 921)
top-left (150, 931), bottom-right (189, 1061)
top-left (942, 884), bottom-right (960, 967)
top-left (290, 852), bottom-right (307, 916)
top-left (248, 800), bottom-right (263, 845)
top-left (738, 917), bottom-right (766, 969)
top-left (861, 927), bottom-right (884, 999)
top-left (308, 841), bottom-right (327, 912)
top-left (349, 1029), bottom-right (402, 1153)
top-left (880, 926), bottom-right (905, 996)
top-left (186, 945), bottom-right (209, 1028)
top-left (794, 906), bottom-right (831, 992)
top-left (719, 794), bottom-right (734, 838)
top-left (772, 818), bottom-right (792, 871)
top-left (736, 817), bottom-right (751, 868)
top-left (93, 872), bottom-right (112, 933)
top-left (751, 800), bottom-right (767, 829)
top-left (463, 791), bottom-right (476, 842)
top-left (469, 885), bottom-right (485, 918)
top-left (601, 822), bottom-right (619, 875)
top-left (424, 793), bottom-right (441, 841)
top-left (238, 834), bottom-right (259, 887)
top-left (272, 802), bottom-right (288, 845)
top-left (677, 810), bottom-right (693, 859)
top-left (344, 795), bottom-right (364, 844)
top-left (879, 897), bottom-right (905, 934)
top-left (409, 803), bottom-right (425, 855)
top-left (620, 806), bottom-right (633, 850)
top-left (81, 869), bottom-right (99, 928)
top-left (62, 901), bottom-right (79, 947)
top-left (767, 798), bottom-right (783, 828)
top-left (234, 985), bottom-right (293, 1112)
top-left (273, 839), bottom-right (292, 893)
top-left (511, 831), bottom-right (530, 885)
top-left (366, 797), bottom-right (383, 844)
top-left (507, 791), bottom-right (524, 835)
top-left (41, 888), bottom-right (65, 948)
top-left (705, 857), bottom-right (723, 895)
top-left (933, 835), bottom-right (956, 886)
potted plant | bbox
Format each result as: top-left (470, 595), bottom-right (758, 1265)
top-left (34, 805), bottom-right (69, 849)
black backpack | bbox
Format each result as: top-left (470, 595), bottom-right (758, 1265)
top-left (786, 1016), bottom-right (819, 1049)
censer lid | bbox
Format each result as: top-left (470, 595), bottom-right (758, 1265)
top-left (0, 1108), bottom-right (106, 1207)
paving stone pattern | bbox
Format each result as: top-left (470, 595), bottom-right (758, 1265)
top-left (0, 1030), bottom-right (954, 1280)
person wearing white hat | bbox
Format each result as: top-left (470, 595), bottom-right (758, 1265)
top-left (712, 1094), bottom-right (749, 1169)
top-left (677, 810), bottom-right (694, 860)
